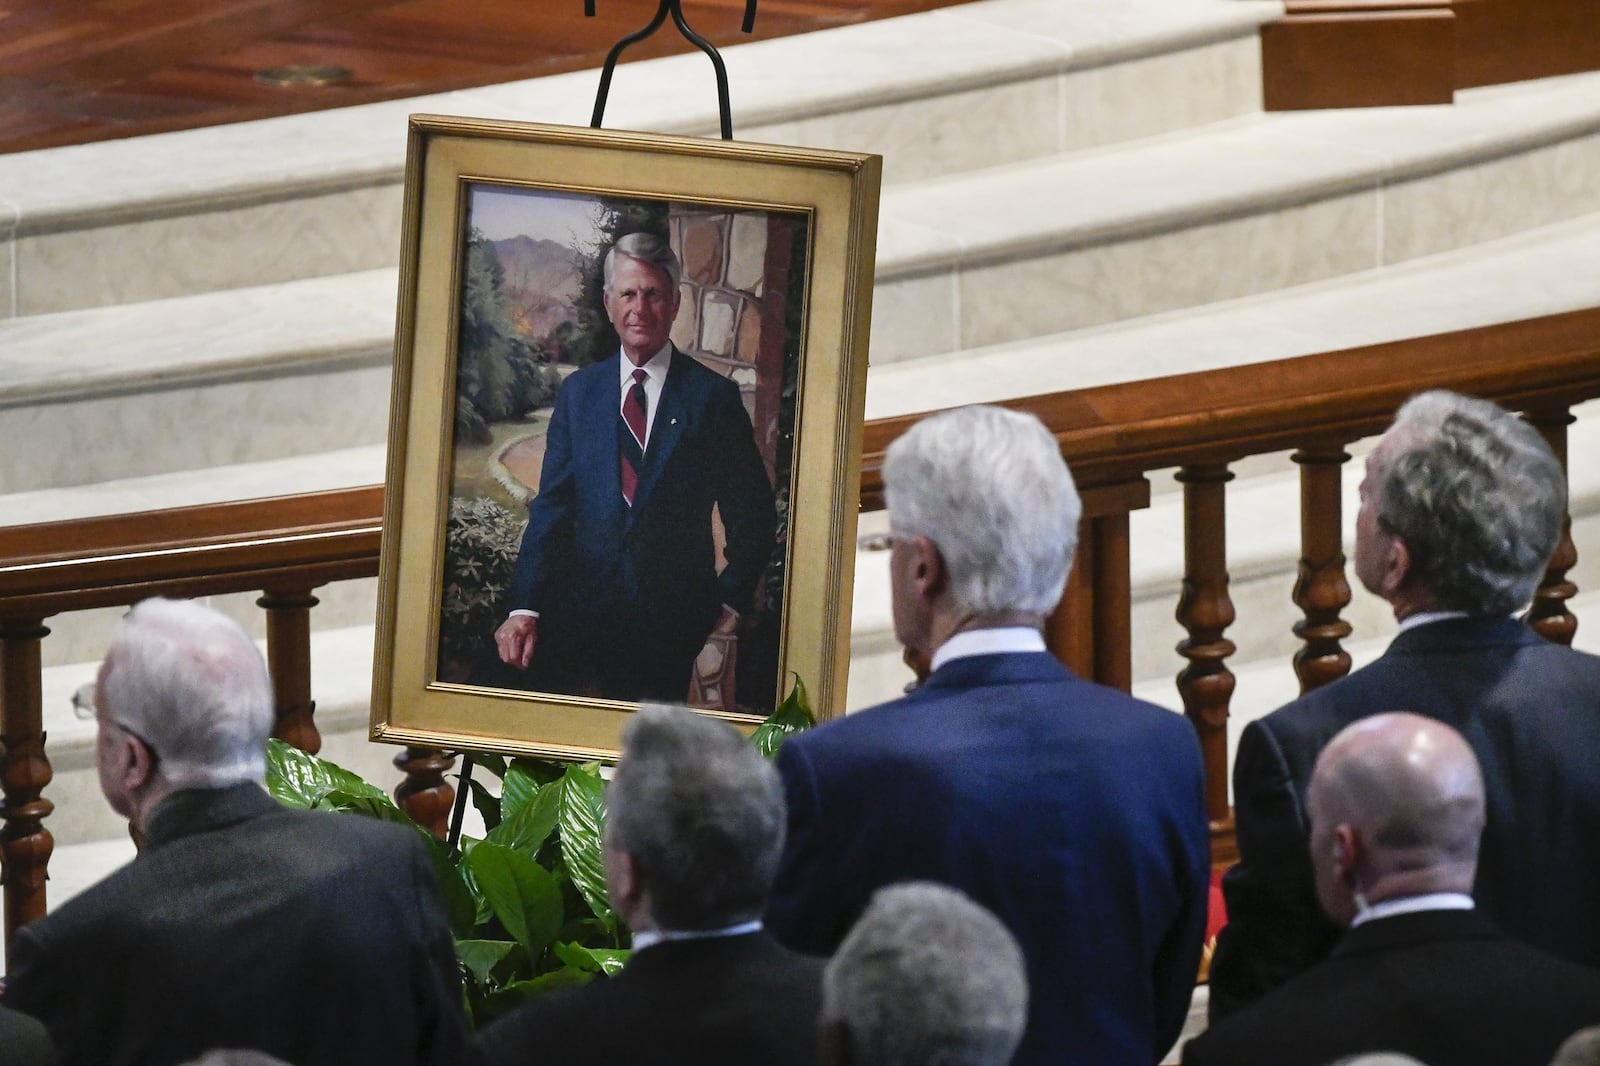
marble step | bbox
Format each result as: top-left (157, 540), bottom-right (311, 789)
top-left (0, 0), bottom-right (1276, 317)
top-left (5, 167), bottom-right (1594, 499)
top-left (868, 68), bottom-right (1600, 362)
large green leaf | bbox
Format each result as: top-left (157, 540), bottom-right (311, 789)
top-left (487, 779), bottom-right (560, 855)
top-left (265, 739), bottom-right (390, 809)
top-left (552, 941), bottom-right (630, 977)
top-left (478, 968), bottom-right (594, 1018)
top-left (499, 763), bottom-right (541, 826)
top-left (556, 763), bottom-right (614, 932)
top-left (464, 841), bottom-right (565, 958)
top-left (751, 673), bottom-right (817, 759)
top-left (455, 939), bottom-right (519, 986)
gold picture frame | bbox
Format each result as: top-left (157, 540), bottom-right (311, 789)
top-left (370, 115), bottom-right (880, 760)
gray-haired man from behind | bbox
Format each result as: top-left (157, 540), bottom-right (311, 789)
top-left (2, 598), bottom-right (467, 1066)
top-left (1210, 390), bottom-right (1600, 1018)
top-left (820, 882), bottom-right (1028, 1066)
top-left (477, 703), bottom-right (824, 1066)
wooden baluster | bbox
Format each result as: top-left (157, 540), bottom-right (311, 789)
top-left (1046, 480), bottom-right (1148, 689)
top-left (257, 588), bottom-right (321, 754)
top-left (1525, 407), bottom-right (1578, 646)
top-left (1, 619), bottom-right (54, 957)
top-left (395, 747), bottom-right (456, 840)
top-left (1291, 446), bottom-right (1353, 693)
top-left (1175, 465), bottom-right (1236, 831)
top-left (1049, 533), bottom-right (1096, 680)
top-left (1092, 512), bottom-right (1134, 692)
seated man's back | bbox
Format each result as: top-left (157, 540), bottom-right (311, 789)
top-left (2, 599), bottom-right (466, 1066)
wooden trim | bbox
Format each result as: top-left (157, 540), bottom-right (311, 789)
top-left (1262, 4), bottom-right (1455, 110)
top-left (1455, 0), bottom-right (1600, 88)
top-left (861, 306), bottom-right (1600, 506)
top-left (0, 487), bottom-right (382, 619)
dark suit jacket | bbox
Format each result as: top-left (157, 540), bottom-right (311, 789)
top-left (766, 651), bottom-right (1211, 1066)
top-left (3, 784), bottom-right (467, 1066)
top-left (0, 1005), bottom-right (56, 1066)
top-left (506, 349), bottom-right (775, 700)
top-left (1210, 617), bottom-right (1600, 1019)
top-left (475, 930), bottom-right (824, 1066)
top-left (1185, 909), bottom-right (1600, 1066)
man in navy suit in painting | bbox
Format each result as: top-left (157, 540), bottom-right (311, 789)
top-left (766, 405), bottom-right (1211, 1066)
top-left (491, 232), bottom-right (775, 703)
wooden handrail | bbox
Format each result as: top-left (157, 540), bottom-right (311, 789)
top-left (861, 305), bottom-right (1600, 507)
top-left (0, 486), bottom-right (384, 617)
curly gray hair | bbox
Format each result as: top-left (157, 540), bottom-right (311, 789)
top-left (1372, 390), bottom-right (1565, 615)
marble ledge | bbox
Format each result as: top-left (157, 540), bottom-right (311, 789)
top-left (871, 70), bottom-right (1600, 277)
top-left (862, 211), bottom-right (1600, 422)
top-left (0, 270), bottom-right (397, 405)
top-left (0, 0), bottom-right (1278, 230)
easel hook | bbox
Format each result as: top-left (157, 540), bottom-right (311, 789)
top-left (586, 1), bottom-right (759, 141)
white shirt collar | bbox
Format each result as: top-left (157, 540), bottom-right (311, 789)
top-left (620, 341), bottom-right (673, 386)
top-left (630, 919), bottom-right (762, 953)
top-left (1351, 892), bottom-right (1474, 927)
top-left (1396, 609), bottom-right (1473, 634)
top-left (930, 627), bottom-right (1046, 673)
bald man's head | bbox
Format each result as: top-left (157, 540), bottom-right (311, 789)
top-left (1307, 712), bottom-right (1486, 925)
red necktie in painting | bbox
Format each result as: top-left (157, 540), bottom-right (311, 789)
top-left (620, 368), bottom-right (648, 505)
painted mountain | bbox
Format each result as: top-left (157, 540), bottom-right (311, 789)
top-left (493, 235), bottom-right (589, 350)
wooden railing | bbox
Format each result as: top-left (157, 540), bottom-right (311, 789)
top-left (4, 306), bottom-right (1598, 954)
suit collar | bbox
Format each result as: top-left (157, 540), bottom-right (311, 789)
top-left (142, 781), bottom-right (278, 850)
top-left (1332, 907), bottom-right (1499, 959)
top-left (919, 650), bottom-right (1073, 693)
top-left (622, 929), bottom-right (785, 975)
top-left (1386, 615), bottom-right (1542, 656)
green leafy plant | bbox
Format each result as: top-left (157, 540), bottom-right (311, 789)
top-left (264, 676), bottom-right (815, 1028)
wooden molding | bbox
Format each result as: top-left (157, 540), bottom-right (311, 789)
top-left (1456, 0), bottom-right (1600, 88)
top-left (1262, 4), bottom-right (1456, 111)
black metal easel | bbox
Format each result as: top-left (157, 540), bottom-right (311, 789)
top-left (587, 0), bottom-right (759, 142)
top-left (445, 0), bottom-right (758, 851)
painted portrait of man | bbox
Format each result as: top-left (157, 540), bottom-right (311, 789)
top-left (444, 190), bottom-right (803, 711)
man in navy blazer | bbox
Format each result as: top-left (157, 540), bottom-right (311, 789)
top-left (491, 232), bottom-right (775, 702)
top-left (1209, 391), bottom-right (1600, 1019)
top-left (766, 405), bottom-right (1211, 1066)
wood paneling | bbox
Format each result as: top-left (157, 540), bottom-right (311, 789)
top-left (1261, 0), bottom-right (1600, 111)
top-left (1456, 0), bottom-right (1600, 88)
top-left (1262, 5), bottom-right (1456, 111)
top-left (0, 0), bottom-right (970, 155)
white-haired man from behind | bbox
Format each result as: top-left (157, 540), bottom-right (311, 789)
top-left (3, 598), bottom-right (468, 1066)
top-left (820, 883), bottom-right (1028, 1066)
top-left (766, 404), bottom-right (1210, 1066)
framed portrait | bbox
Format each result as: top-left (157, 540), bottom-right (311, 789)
top-left (370, 115), bottom-right (881, 760)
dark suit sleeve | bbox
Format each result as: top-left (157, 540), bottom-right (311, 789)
top-left (1152, 726), bottom-right (1212, 1056)
top-left (706, 378), bottom-right (775, 615)
top-left (1207, 718), bottom-right (1340, 1021)
top-left (402, 835), bottom-right (472, 1066)
top-left (2, 925), bottom-right (66, 1049)
top-left (765, 740), bottom-right (846, 955)
top-left (507, 378), bottom-right (579, 613)
top-left (0, 1004), bottom-right (57, 1066)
